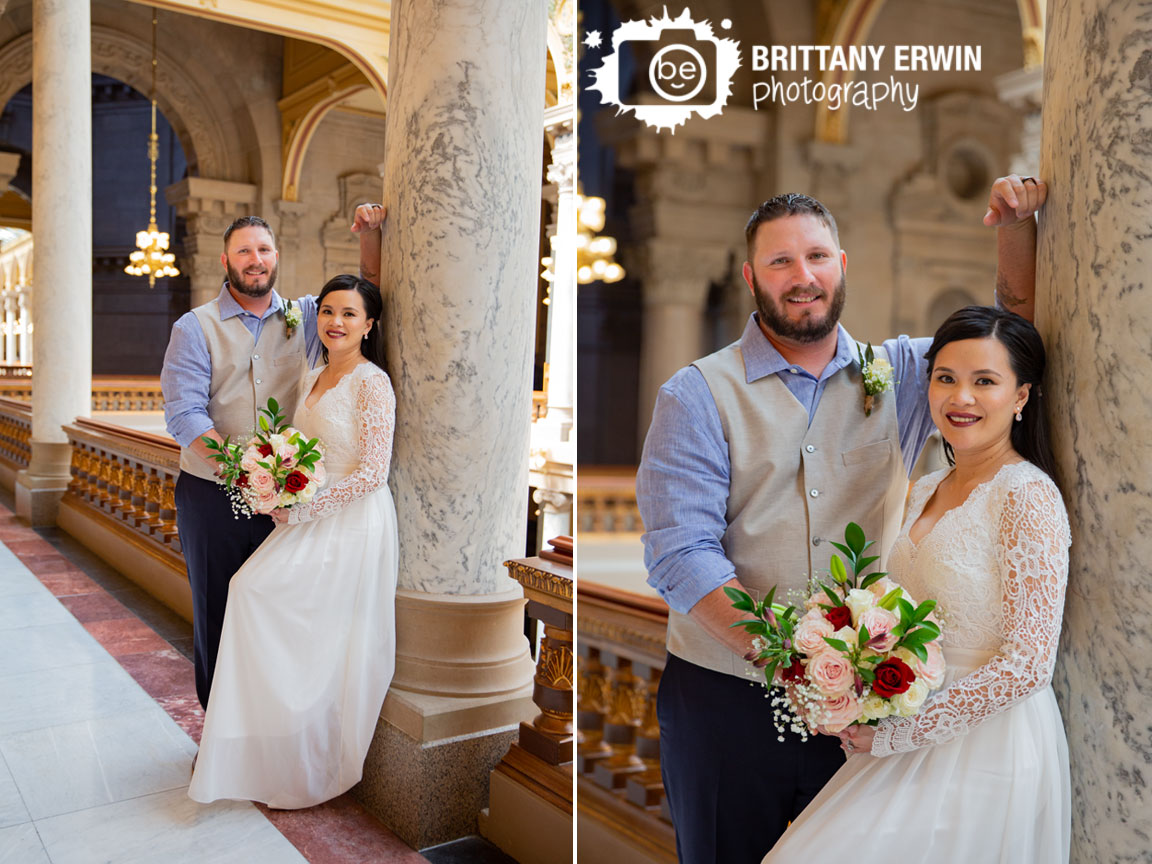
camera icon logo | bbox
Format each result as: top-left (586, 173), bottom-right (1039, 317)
top-left (588, 8), bottom-right (741, 133)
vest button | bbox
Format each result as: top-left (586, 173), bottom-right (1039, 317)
top-left (809, 489), bottom-right (819, 498)
top-left (253, 353), bottom-right (260, 360)
top-left (255, 378), bottom-right (262, 385)
top-left (805, 444), bottom-right (816, 453)
top-left (812, 537), bottom-right (822, 546)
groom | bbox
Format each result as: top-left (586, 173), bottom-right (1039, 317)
top-left (161, 205), bottom-right (387, 710)
top-left (635, 176), bottom-right (1046, 862)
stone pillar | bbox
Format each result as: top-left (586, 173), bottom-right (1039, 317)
top-left (17, 293), bottom-right (29, 365)
top-left (995, 66), bottom-right (1042, 178)
top-left (1040, 3), bottom-right (1152, 861)
top-left (543, 110), bottom-right (575, 441)
top-left (165, 178), bottom-right (259, 307)
top-left (17, 0), bottom-right (91, 525)
top-left (366, 0), bottom-right (546, 849)
top-left (610, 109), bottom-right (769, 445)
top-left (3, 295), bottom-right (15, 366)
top-left (273, 198), bottom-right (308, 298)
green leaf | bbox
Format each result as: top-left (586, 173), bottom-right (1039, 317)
top-left (914, 600), bottom-right (938, 621)
top-left (821, 583), bottom-right (844, 607)
top-left (878, 587), bottom-right (904, 611)
top-left (855, 555), bottom-right (880, 573)
top-left (830, 554), bottom-right (848, 584)
top-left (897, 598), bottom-right (916, 622)
top-left (857, 625), bottom-right (870, 649)
top-left (859, 668), bottom-right (876, 684)
top-left (724, 587), bottom-right (755, 612)
top-left (763, 661), bottom-right (779, 686)
top-left (730, 621), bottom-right (768, 635)
top-left (828, 540), bottom-right (855, 562)
top-left (907, 642), bottom-right (928, 663)
top-left (859, 571), bottom-right (885, 590)
top-left (844, 522), bottom-right (866, 555)
top-left (823, 637), bottom-right (850, 652)
top-left (268, 397), bottom-right (280, 415)
top-left (913, 620), bottom-right (941, 638)
top-left (865, 343), bottom-right (875, 364)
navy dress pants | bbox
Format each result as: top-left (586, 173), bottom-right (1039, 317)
top-left (657, 652), bottom-right (846, 864)
top-left (175, 473), bottom-right (275, 709)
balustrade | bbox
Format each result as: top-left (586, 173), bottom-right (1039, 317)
top-left (0, 398), bottom-right (31, 472)
top-left (0, 376), bottom-right (165, 410)
top-left (577, 467), bottom-right (642, 534)
top-left (577, 581), bottom-right (675, 862)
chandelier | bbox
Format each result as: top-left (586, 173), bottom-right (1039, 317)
top-left (576, 194), bottom-right (624, 284)
top-left (124, 13), bottom-right (179, 288)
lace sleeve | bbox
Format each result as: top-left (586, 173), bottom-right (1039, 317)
top-left (872, 475), bottom-right (1070, 756)
top-left (288, 369), bottom-right (395, 524)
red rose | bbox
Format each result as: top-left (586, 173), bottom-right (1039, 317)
top-left (824, 605), bottom-right (852, 630)
top-left (871, 657), bottom-right (916, 698)
top-left (235, 473), bottom-right (249, 488)
top-left (780, 656), bottom-right (805, 683)
top-left (284, 470), bottom-right (309, 493)
top-left (257, 443), bottom-right (274, 457)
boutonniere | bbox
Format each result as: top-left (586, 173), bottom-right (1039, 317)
top-left (282, 298), bottom-right (302, 338)
top-left (857, 342), bottom-right (895, 417)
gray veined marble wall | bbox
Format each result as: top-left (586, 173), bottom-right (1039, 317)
top-left (1041, 1), bottom-right (1152, 860)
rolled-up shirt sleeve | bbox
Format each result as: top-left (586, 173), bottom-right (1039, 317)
top-left (636, 367), bottom-right (735, 614)
top-left (161, 314), bottom-right (214, 447)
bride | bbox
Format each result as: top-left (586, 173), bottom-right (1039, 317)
top-left (764, 306), bottom-right (1071, 862)
top-left (189, 273), bottom-right (398, 809)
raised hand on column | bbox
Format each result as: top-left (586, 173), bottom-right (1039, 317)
top-left (983, 174), bottom-right (1048, 323)
top-left (352, 203), bottom-right (387, 287)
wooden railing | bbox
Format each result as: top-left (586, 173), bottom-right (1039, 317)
top-left (577, 466), bottom-right (641, 534)
top-left (0, 376), bottom-right (165, 410)
top-left (576, 581), bottom-right (674, 864)
top-left (0, 397), bottom-right (31, 473)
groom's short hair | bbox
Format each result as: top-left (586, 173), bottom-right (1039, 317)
top-left (223, 216), bottom-right (276, 250)
top-left (745, 194), bottom-right (840, 257)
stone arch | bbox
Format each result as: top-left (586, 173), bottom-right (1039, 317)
top-left (0, 27), bottom-right (240, 180)
top-left (927, 287), bottom-right (979, 332)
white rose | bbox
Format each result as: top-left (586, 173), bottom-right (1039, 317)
top-left (832, 626), bottom-right (858, 646)
top-left (846, 589), bottom-right (875, 626)
top-left (860, 692), bottom-right (893, 722)
top-left (891, 678), bottom-right (930, 716)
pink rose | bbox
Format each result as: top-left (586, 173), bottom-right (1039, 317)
top-left (858, 606), bottom-right (899, 653)
top-left (813, 693), bottom-right (863, 733)
top-left (248, 467), bottom-right (276, 496)
top-left (897, 642), bottom-right (947, 690)
top-left (807, 650), bottom-right (855, 697)
top-left (306, 461), bottom-right (326, 485)
top-left (251, 489), bottom-right (279, 514)
top-left (795, 610), bottom-right (836, 655)
top-left (240, 451), bottom-right (262, 474)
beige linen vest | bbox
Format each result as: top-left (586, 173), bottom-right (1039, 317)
top-left (667, 338), bottom-right (909, 678)
top-left (178, 300), bottom-right (308, 482)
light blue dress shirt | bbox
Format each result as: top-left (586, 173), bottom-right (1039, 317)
top-left (160, 283), bottom-right (321, 447)
top-left (636, 314), bottom-right (936, 615)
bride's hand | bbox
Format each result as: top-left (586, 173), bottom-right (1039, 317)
top-left (270, 509), bottom-right (290, 525)
top-left (840, 724), bottom-right (877, 755)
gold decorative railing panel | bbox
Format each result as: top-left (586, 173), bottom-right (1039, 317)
top-left (0, 397), bottom-right (31, 471)
top-left (577, 466), bottom-right (641, 534)
top-left (61, 418), bottom-right (182, 562)
top-left (577, 581), bottom-right (675, 862)
top-left (0, 376), bottom-right (165, 410)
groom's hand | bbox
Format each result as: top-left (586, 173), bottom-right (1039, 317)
top-left (983, 174), bottom-right (1047, 228)
top-left (351, 203), bottom-right (387, 234)
top-left (689, 578), bottom-right (761, 659)
top-left (190, 429), bottom-right (226, 478)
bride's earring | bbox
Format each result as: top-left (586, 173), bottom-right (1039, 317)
top-left (1015, 407), bottom-right (1023, 422)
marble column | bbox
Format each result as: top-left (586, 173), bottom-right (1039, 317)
top-left (17, 293), bottom-right (29, 365)
top-left (165, 178), bottom-right (258, 307)
top-left (544, 114), bottom-right (575, 442)
top-left (365, 0), bottom-right (546, 849)
top-left (3, 295), bottom-right (15, 366)
top-left (1040, 2), bottom-right (1152, 861)
top-left (16, 0), bottom-right (91, 525)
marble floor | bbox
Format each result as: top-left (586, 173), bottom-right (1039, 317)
top-left (0, 500), bottom-right (442, 864)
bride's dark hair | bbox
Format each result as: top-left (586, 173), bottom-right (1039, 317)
top-left (924, 306), bottom-right (1059, 486)
top-left (316, 274), bottom-right (387, 371)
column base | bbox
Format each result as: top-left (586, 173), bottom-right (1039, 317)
top-left (353, 711), bottom-right (522, 850)
top-left (15, 442), bottom-right (73, 526)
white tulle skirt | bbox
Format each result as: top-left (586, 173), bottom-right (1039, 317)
top-left (189, 477), bottom-right (398, 809)
top-left (763, 647), bottom-right (1070, 863)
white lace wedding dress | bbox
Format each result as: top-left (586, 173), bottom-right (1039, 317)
top-left (764, 460), bottom-right (1071, 863)
top-left (189, 361), bottom-right (398, 809)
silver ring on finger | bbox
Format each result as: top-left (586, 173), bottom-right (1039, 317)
top-left (1021, 176), bottom-right (1037, 185)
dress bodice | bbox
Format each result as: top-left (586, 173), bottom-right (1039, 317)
top-left (873, 460), bottom-right (1071, 756)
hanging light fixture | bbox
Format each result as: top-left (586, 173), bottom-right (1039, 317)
top-left (576, 193), bottom-right (624, 284)
top-left (124, 12), bottom-right (179, 288)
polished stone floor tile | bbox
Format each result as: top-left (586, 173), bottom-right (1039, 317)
top-left (0, 560), bottom-right (46, 600)
top-left (36, 568), bottom-right (101, 597)
top-left (0, 621), bottom-right (110, 679)
top-left (36, 787), bottom-right (308, 864)
top-left (58, 591), bottom-right (133, 623)
top-left (83, 617), bottom-right (171, 657)
top-left (0, 659), bottom-right (156, 736)
top-left (0, 708), bottom-right (197, 820)
top-left (0, 588), bottom-right (74, 631)
top-left (0, 822), bottom-right (50, 864)
top-left (0, 754), bottom-right (29, 831)
top-left (118, 648), bottom-right (196, 700)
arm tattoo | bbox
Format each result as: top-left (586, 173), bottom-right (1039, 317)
top-left (996, 275), bottom-right (1026, 309)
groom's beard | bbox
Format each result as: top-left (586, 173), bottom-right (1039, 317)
top-left (752, 271), bottom-right (846, 343)
top-left (226, 260), bottom-right (278, 297)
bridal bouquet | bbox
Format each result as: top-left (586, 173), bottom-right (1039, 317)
top-left (729, 523), bottom-right (945, 740)
top-left (201, 398), bottom-right (326, 517)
